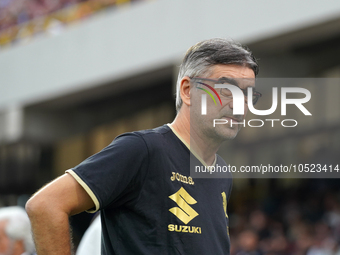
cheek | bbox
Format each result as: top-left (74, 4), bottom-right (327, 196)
top-left (244, 102), bottom-right (249, 115)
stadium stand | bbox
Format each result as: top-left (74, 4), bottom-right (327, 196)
top-left (0, 0), bottom-right (142, 48)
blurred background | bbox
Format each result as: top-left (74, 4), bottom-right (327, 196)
top-left (0, 0), bottom-right (340, 254)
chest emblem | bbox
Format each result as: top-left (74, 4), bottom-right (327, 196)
top-left (169, 187), bottom-right (199, 224)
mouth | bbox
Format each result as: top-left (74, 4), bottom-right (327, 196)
top-left (222, 116), bottom-right (243, 123)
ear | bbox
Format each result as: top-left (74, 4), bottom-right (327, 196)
top-left (180, 76), bottom-right (191, 107)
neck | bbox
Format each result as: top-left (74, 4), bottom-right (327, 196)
top-left (190, 125), bottom-right (222, 165)
top-left (169, 109), bottom-right (221, 166)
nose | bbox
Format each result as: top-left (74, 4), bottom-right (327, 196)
top-left (227, 98), bottom-right (233, 110)
top-left (226, 97), bottom-right (249, 116)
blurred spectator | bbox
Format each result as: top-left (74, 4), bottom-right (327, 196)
top-left (229, 180), bottom-right (340, 255)
top-left (307, 222), bottom-right (339, 255)
top-left (75, 214), bottom-right (101, 255)
top-left (236, 229), bottom-right (262, 255)
top-left (249, 210), bottom-right (270, 240)
top-left (324, 194), bottom-right (340, 229)
top-left (0, 206), bottom-right (35, 255)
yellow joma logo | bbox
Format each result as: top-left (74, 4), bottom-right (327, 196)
top-left (169, 187), bottom-right (199, 224)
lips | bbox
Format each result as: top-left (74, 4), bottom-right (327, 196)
top-left (222, 116), bottom-right (243, 123)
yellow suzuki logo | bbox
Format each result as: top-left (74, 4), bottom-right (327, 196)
top-left (169, 187), bottom-right (199, 224)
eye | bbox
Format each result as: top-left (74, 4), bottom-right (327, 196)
top-left (218, 77), bottom-right (229, 84)
top-left (220, 88), bottom-right (232, 97)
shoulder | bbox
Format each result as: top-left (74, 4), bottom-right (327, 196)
top-left (115, 125), bottom-right (173, 147)
top-left (131, 124), bottom-right (172, 139)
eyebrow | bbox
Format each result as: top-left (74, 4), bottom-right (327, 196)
top-left (217, 77), bottom-right (238, 86)
top-left (218, 76), bottom-right (255, 89)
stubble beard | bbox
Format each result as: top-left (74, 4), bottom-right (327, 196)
top-left (199, 116), bottom-right (242, 143)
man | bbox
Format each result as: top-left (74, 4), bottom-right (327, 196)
top-left (0, 206), bottom-right (36, 255)
top-left (26, 38), bottom-right (259, 254)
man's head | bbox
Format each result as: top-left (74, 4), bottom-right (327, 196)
top-left (0, 206), bottom-right (35, 255)
top-left (175, 38), bottom-right (259, 113)
top-left (176, 38), bottom-right (259, 142)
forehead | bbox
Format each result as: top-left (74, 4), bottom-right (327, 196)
top-left (208, 64), bottom-right (255, 87)
top-left (210, 64), bottom-right (255, 79)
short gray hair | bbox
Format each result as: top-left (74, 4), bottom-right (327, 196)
top-left (0, 206), bottom-right (35, 254)
top-left (175, 38), bottom-right (259, 112)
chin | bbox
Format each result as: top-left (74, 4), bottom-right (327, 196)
top-left (216, 127), bottom-right (239, 140)
top-left (223, 133), bottom-right (238, 140)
